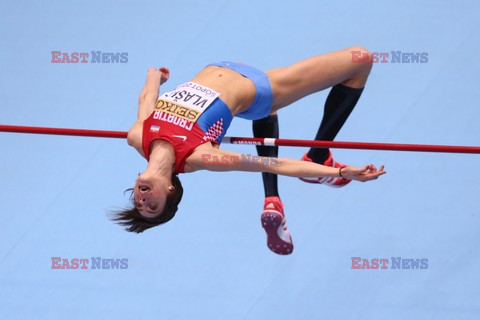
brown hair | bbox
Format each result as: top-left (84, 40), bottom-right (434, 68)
top-left (111, 174), bottom-right (183, 233)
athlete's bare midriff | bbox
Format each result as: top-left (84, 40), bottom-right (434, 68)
top-left (191, 66), bottom-right (256, 116)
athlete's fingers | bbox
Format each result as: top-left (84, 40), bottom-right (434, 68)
top-left (147, 67), bottom-right (162, 79)
top-left (364, 173), bottom-right (378, 181)
top-left (371, 168), bottom-right (386, 179)
top-left (363, 165), bottom-right (386, 181)
top-left (345, 164), bottom-right (386, 182)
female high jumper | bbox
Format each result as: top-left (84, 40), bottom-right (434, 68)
top-left (114, 47), bottom-right (386, 255)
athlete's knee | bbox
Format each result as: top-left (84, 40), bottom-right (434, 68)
top-left (349, 46), bottom-right (373, 71)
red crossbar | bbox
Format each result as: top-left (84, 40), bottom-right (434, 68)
top-left (0, 124), bottom-right (127, 139)
top-left (1, 124), bottom-right (479, 154)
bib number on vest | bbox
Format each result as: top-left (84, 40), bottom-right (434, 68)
top-left (156, 82), bottom-right (220, 123)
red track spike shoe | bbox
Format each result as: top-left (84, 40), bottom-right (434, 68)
top-left (260, 196), bottom-right (294, 255)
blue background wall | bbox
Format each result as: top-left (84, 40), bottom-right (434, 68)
top-left (1, 0), bottom-right (479, 319)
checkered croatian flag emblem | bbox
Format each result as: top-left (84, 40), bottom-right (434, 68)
top-left (203, 118), bottom-right (224, 142)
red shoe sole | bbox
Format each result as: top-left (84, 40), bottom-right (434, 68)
top-left (261, 211), bottom-right (293, 255)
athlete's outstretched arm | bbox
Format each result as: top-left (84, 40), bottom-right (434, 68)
top-left (127, 67), bottom-right (170, 151)
top-left (136, 67), bottom-right (170, 121)
top-left (187, 147), bottom-right (386, 182)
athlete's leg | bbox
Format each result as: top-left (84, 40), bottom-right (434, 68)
top-left (252, 112), bottom-right (294, 255)
top-left (307, 83), bottom-right (364, 163)
top-left (267, 47), bottom-right (372, 164)
top-left (267, 46), bottom-right (372, 111)
top-left (252, 112), bottom-right (279, 197)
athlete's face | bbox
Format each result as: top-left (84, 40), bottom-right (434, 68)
top-left (133, 176), bottom-right (169, 218)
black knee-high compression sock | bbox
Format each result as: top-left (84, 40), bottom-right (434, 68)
top-left (307, 84), bottom-right (364, 164)
top-left (253, 114), bottom-right (279, 198)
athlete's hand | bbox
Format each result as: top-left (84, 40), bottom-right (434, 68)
top-left (341, 164), bottom-right (386, 182)
top-left (159, 67), bottom-right (169, 85)
top-left (137, 67), bottom-right (168, 120)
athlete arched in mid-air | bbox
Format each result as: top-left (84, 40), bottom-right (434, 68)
top-left (114, 47), bottom-right (386, 255)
